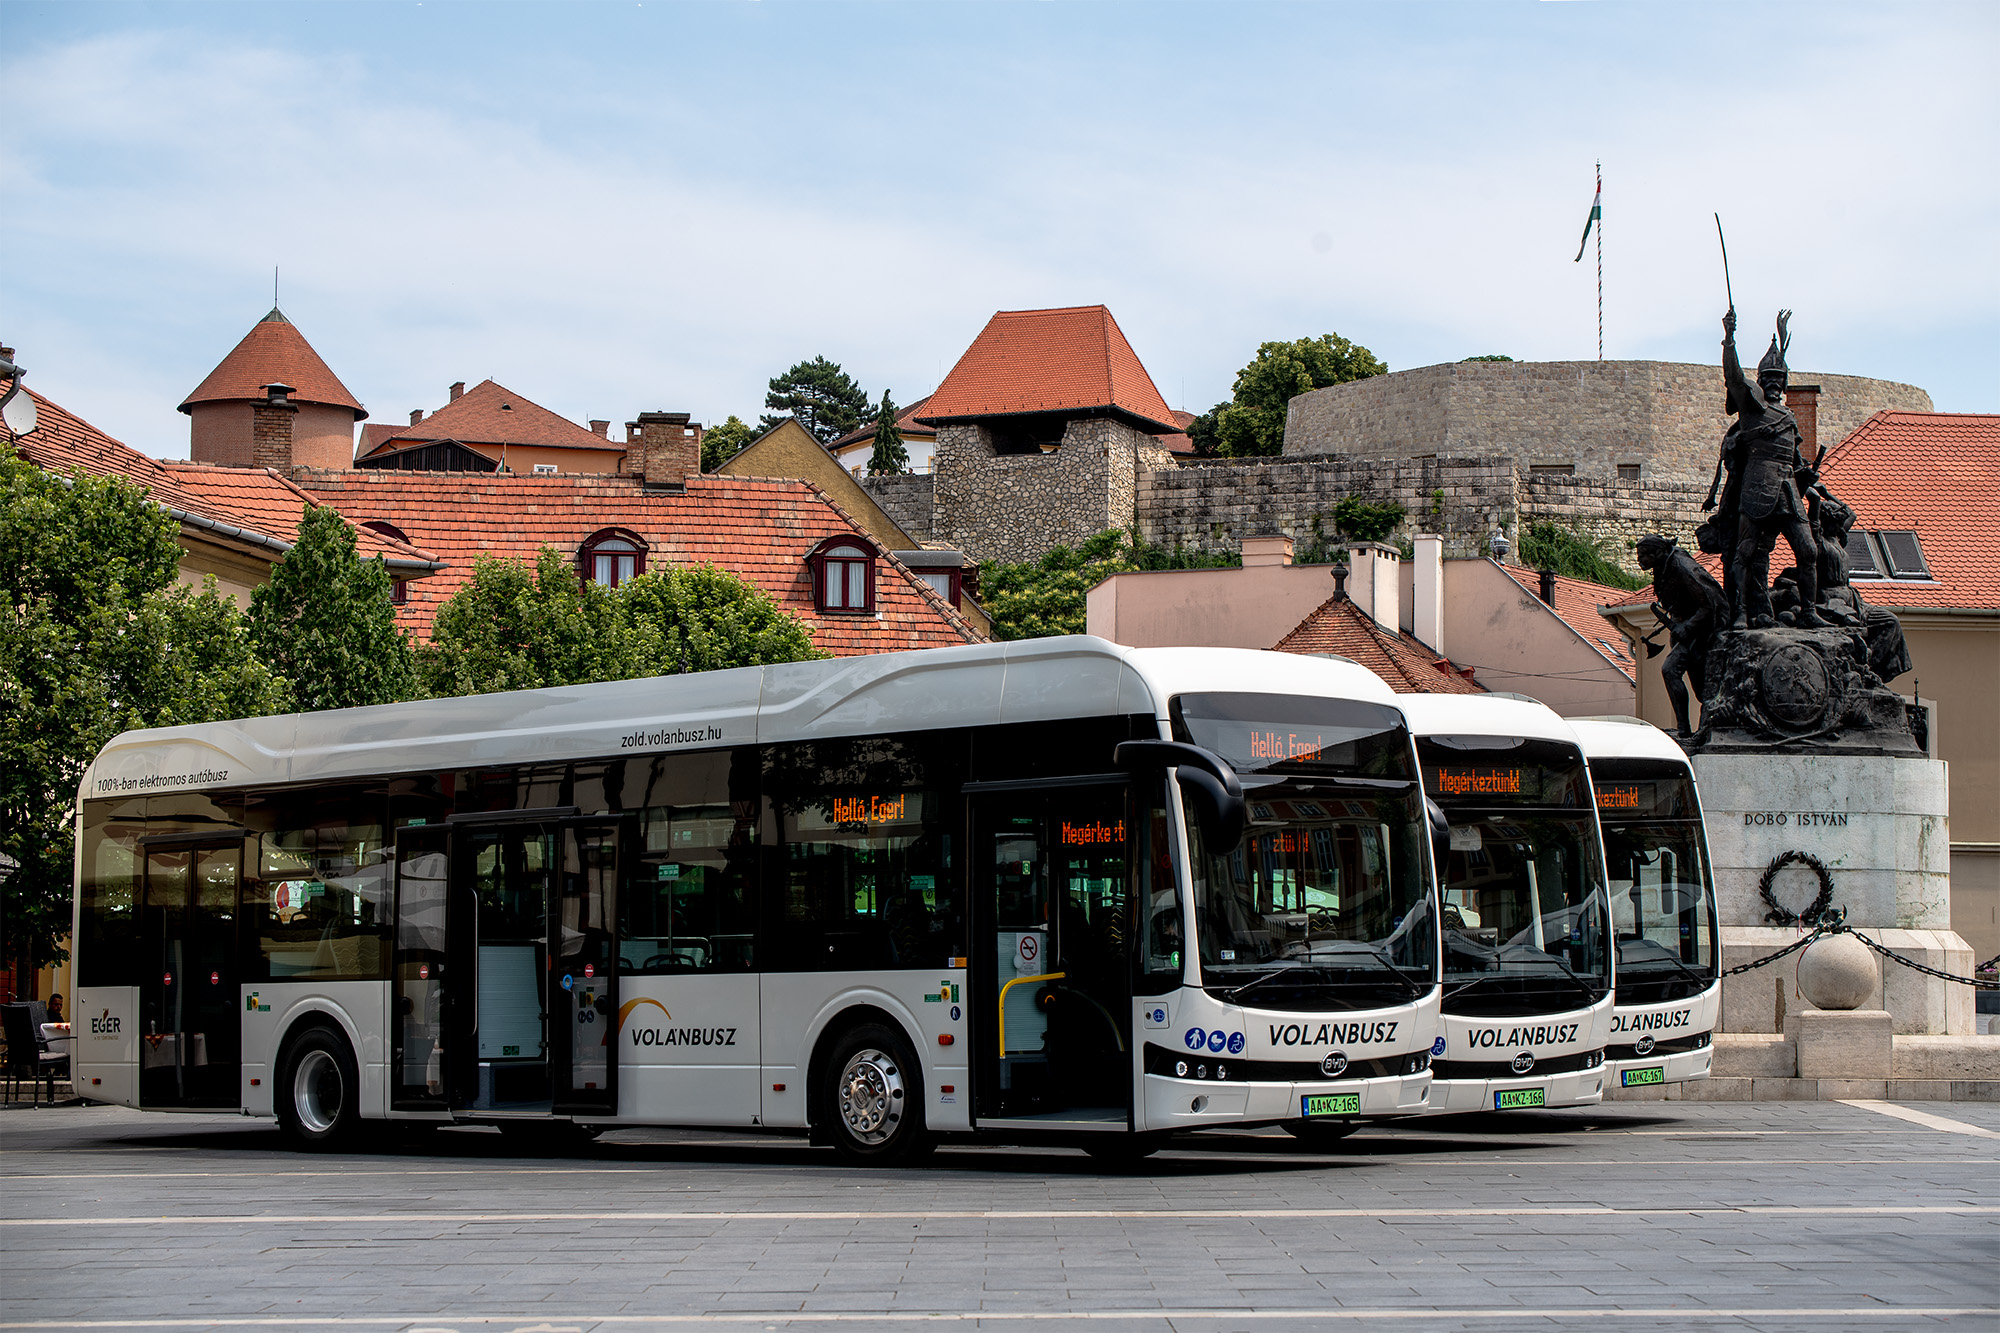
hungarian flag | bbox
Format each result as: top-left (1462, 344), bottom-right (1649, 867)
top-left (1574, 174), bottom-right (1601, 262)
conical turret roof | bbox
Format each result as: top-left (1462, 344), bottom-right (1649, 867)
top-left (179, 308), bottom-right (367, 420)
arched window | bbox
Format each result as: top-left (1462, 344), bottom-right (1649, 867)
top-left (579, 528), bottom-right (648, 588)
top-left (807, 537), bottom-right (876, 614)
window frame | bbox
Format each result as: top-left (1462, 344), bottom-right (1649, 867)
top-left (806, 535), bottom-right (878, 615)
top-left (578, 527), bottom-right (649, 589)
top-left (1876, 529), bottom-right (1932, 581)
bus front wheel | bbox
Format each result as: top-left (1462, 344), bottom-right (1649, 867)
top-left (822, 1023), bottom-right (931, 1165)
top-left (277, 1026), bottom-right (362, 1150)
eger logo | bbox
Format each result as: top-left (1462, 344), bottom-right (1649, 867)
top-left (1269, 1020), bottom-right (1397, 1047)
top-left (89, 1009), bottom-right (121, 1035)
top-left (1465, 1024), bottom-right (1579, 1050)
top-left (617, 996), bottom-right (737, 1049)
top-left (1610, 1009), bottom-right (1692, 1035)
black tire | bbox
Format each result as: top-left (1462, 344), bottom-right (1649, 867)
top-left (821, 1022), bottom-right (931, 1165)
top-left (276, 1025), bottom-right (363, 1150)
top-left (1284, 1119), bottom-right (1361, 1145)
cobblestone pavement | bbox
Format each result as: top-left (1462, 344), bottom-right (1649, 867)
top-left (3, 1100), bottom-right (1994, 1332)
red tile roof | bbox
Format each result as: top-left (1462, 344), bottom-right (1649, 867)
top-left (11, 384), bottom-right (431, 569)
top-left (1496, 566), bottom-right (1639, 682)
top-left (1274, 596), bottom-right (1486, 694)
top-left (1817, 411), bottom-right (2000, 609)
top-left (180, 309), bottom-right (367, 419)
top-left (916, 305), bottom-right (1181, 434)
top-left (828, 395), bottom-right (939, 453)
top-left (293, 469), bottom-right (983, 652)
top-left (359, 379), bottom-right (621, 459)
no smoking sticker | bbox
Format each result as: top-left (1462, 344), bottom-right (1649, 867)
top-left (1017, 934), bottom-right (1040, 966)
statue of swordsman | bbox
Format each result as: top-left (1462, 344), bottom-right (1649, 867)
top-left (1718, 307), bottom-right (1825, 630)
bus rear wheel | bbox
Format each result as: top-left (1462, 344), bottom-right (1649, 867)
top-left (823, 1023), bottom-right (931, 1165)
top-left (277, 1026), bottom-right (362, 1150)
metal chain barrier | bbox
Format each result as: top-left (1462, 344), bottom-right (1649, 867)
top-left (1720, 911), bottom-right (1999, 989)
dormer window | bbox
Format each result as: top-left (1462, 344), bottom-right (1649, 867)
top-left (807, 537), bottom-right (876, 614)
top-left (579, 528), bottom-right (647, 588)
top-left (362, 519), bottom-right (411, 546)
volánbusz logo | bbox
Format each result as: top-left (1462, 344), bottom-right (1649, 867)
top-left (1610, 1009), bottom-right (1693, 1035)
top-left (1465, 1024), bottom-right (1579, 1049)
top-left (1268, 1021), bottom-right (1398, 1047)
top-left (617, 996), bottom-right (737, 1049)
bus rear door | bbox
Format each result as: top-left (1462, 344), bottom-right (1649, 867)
top-left (137, 835), bottom-right (244, 1109)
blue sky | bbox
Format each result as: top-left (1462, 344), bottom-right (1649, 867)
top-left (4, 1), bottom-right (1994, 457)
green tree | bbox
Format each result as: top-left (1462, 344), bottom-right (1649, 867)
top-left (1517, 521), bottom-right (1647, 591)
top-left (980, 529), bottom-right (1237, 640)
top-left (865, 392), bottom-right (909, 476)
top-left (702, 415), bottom-right (758, 473)
top-left (1184, 403), bottom-right (1227, 458)
top-left (760, 356), bottom-right (871, 446)
top-left (621, 564), bottom-right (825, 674)
top-left (1, 447), bottom-right (289, 973)
top-left (419, 546), bottom-right (635, 697)
top-left (247, 504), bottom-right (415, 711)
top-left (1331, 497), bottom-right (1407, 543)
top-left (1462, 354), bottom-right (1515, 362)
top-left (1215, 334), bottom-right (1388, 458)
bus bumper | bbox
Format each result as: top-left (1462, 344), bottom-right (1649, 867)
top-left (1424, 1066), bottom-right (1606, 1115)
top-left (1607, 1043), bottom-right (1713, 1091)
top-left (1141, 1070), bottom-right (1431, 1129)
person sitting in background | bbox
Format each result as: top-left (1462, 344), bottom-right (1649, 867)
top-left (44, 994), bottom-right (64, 1023)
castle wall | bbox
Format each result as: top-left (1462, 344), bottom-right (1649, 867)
top-left (932, 417), bottom-right (1173, 563)
top-left (864, 473), bottom-right (936, 544)
top-left (1284, 360), bottom-right (1932, 485)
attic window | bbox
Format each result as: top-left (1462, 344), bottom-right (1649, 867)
top-left (390, 579), bottom-right (408, 606)
top-left (579, 528), bottom-right (647, 588)
top-left (362, 520), bottom-right (411, 545)
top-left (1846, 530), bottom-right (1883, 579)
top-left (1877, 530), bottom-right (1930, 580)
top-left (807, 537), bottom-right (875, 614)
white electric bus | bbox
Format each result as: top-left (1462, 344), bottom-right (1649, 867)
top-left (1570, 717), bottom-right (1720, 1093)
top-left (1396, 695), bottom-right (1615, 1115)
top-left (70, 637), bottom-right (1440, 1162)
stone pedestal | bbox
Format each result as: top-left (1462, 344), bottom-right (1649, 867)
top-left (1796, 1010), bottom-right (1892, 1079)
top-left (1697, 752), bottom-right (1974, 1037)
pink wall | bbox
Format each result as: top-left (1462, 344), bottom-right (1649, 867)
top-left (189, 401), bottom-right (357, 470)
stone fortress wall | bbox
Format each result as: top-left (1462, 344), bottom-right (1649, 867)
top-left (1283, 359), bottom-right (1932, 485)
top-left (929, 417), bottom-right (1179, 564)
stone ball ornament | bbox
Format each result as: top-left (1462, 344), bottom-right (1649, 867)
top-left (1796, 931), bottom-right (1877, 1011)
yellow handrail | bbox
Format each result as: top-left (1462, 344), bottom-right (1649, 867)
top-left (997, 970), bottom-right (1065, 1057)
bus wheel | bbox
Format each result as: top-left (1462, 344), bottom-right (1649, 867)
top-left (1284, 1120), bottom-right (1360, 1146)
top-left (1083, 1134), bottom-right (1164, 1164)
top-left (277, 1026), bottom-right (361, 1150)
top-left (823, 1024), bottom-right (931, 1165)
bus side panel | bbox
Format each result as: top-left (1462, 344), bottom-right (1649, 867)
top-left (241, 983), bottom-right (387, 1119)
top-left (73, 985), bottom-right (139, 1107)
top-left (758, 971), bottom-right (969, 1133)
top-left (614, 972), bottom-right (763, 1126)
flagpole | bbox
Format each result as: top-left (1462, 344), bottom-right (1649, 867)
top-left (1596, 161), bottom-right (1603, 361)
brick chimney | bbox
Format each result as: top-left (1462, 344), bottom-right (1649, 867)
top-left (449, 381), bottom-right (465, 402)
top-left (409, 408), bottom-right (425, 426)
top-left (1785, 383), bottom-right (1821, 455)
top-left (589, 419), bottom-right (609, 438)
top-left (252, 383), bottom-right (298, 470)
top-left (1241, 533), bottom-right (1293, 568)
top-left (629, 410), bottom-right (700, 488)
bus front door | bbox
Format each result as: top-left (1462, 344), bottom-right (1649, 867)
top-left (970, 787), bottom-right (1134, 1125)
top-left (137, 838), bottom-right (243, 1109)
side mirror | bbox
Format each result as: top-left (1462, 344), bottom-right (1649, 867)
top-left (1114, 740), bottom-right (1247, 854)
top-left (1426, 795), bottom-right (1451, 881)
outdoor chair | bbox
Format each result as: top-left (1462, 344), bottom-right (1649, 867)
top-left (0, 1002), bottom-right (65, 1107)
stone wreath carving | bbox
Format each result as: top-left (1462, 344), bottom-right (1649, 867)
top-left (1759, 849), bottom-right (1835, 926)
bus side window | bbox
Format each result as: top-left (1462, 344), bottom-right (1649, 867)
top-left (1136, 797), bottom-right (1181, 993)
top-left (241, 785), bottom-right (391, 982)
top-left (620, 749), bottom-right (758, 975)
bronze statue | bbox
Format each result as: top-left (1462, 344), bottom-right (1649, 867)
top-left (1720, 308), bottom-right (1824, 630)
top-left (1637, 535), bottom-right (1729, 737)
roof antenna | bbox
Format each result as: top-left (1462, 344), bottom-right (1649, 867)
top-left (273, 265), bottom-right (280, 311)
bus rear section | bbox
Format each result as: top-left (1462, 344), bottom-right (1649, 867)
top-left (1398, 695), bottom-right (1614, 1116)
top-left (1572, 717), bottom-right (1721, 1094)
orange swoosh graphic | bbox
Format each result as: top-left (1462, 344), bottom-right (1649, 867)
top-left (616, 996), bottom-right (671, 1030)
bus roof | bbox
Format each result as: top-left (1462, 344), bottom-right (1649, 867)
top-left (79, 636), bottom-right (1399, 799)
top-left (1567, 716), bottom-right (1695, 767)
top-left (1392, 692), bottom-right (1581, 746)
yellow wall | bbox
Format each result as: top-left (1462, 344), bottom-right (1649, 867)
top-left (719, 419), bottom-right (917, 551)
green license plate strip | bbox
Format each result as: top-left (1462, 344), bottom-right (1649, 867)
top-left (1622, 1066), bottom-right (1665, 1087)
top-left (1494, 1087), bottom-right (1546, 1110)
top-left (1302, 1092), bottom-right (1360, 1118)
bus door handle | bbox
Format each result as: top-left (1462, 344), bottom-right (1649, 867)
top-left (997, 971), bottom-right (1065, 1057)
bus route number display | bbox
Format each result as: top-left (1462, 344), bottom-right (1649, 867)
top-left (1301, 1092), bottom-right (1360, 1118)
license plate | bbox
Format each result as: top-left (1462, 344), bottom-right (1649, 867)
top-left (1621, 1066), bottom-right (1665, 1087)
top-left (1494, 1087), bottom-right (1546, 1110)
top-left (1302, 1093), bottom-right (1360, 1117)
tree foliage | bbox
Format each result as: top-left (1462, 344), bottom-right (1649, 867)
top-left (420, 546), bottom-right (823, 696)
top-left (247, 504), bottom-right (415, 712)
top-left (1184, 403), bottom-right (1227, 458)
top-left (980, 530), bottom-right (1238, 641)
top-left (760, 356), bottom-right (871, 446)
top-left (1517, 521), bottom-right (1647, 591)
top-left (1331, 497), bottom-right (1407, 543)
top-left (702, 415), bottom-right (758, 473)
top-left (1215, 334), bottom-right (1388, 458)
top-left (1462, 354), bottom-right (1515, 362)
top-left (1, 447), bottom-right (288, 971)
top-left (865, 392), bottom-right (909, 476)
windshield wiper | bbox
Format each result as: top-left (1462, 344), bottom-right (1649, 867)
top-left (1219, 963), bottom-right (1307, 1001)
top-left (1497, 943), bottom-right (1603, 1002)
top-left (1296, 940), bottom-right (1427, 997)
top-left (1619, 946), bottom-right (1715, 990)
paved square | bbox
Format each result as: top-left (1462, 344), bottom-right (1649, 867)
top-left (2, 1100), bottom-right (1994, 1331)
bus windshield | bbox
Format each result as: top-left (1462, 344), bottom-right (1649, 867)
top-left (1174, 693), bottom-right (1436, 1011)
top-left (1419, 735), bottom-right (1611, 1014)
top-left (1592, 757), bottom-right (1719, 1005)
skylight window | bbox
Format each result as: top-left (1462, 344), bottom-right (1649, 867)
top-left (1846, 530), bottom-right (1932, 582)
top-left (1877, 530), bottom-right (1931, 580)
top-left (1846, 530), bottom-right (1882, 579)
